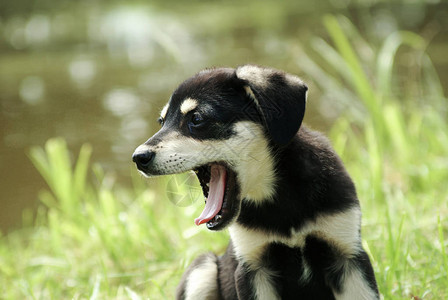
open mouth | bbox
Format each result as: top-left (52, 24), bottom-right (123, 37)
top-left (193, 163), bottom-right (240, 230)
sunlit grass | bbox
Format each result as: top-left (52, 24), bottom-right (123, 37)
top-left (0, 15), bottom-right (447, 299)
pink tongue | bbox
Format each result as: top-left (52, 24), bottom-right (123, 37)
top-left (194, 165), bottom-right (226, 226)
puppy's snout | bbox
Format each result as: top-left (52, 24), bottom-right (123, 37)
top-left (132, 149), bottom-right (155, 170)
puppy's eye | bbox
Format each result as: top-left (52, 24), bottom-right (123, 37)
top-left (188, 112), bottom-right (206, 133)
top-left (191, 112), bottom-right (204, 126)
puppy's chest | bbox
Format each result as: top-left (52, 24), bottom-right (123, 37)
top-left (229, 226), bottom-right (312, 299)
top-left (230, 206), bottom-right (362, 263)
top-left (229, 224), bottom-right (308, 267)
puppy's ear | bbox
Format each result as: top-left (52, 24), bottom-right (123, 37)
top-left (236, 65), bottom-right (308, 145)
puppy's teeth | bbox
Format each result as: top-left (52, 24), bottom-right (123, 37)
top-left (215, 215), bottom-right (222, 221)
top-left (206, 183), bottom-right (210, 187)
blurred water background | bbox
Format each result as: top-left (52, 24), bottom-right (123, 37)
top-left (1, 0), bottom-right (447, 231)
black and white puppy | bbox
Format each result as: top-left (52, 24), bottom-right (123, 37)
top-left (132, 65), bottom-right (379, 299)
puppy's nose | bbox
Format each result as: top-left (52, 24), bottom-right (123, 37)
top-left (132, 150), bottom-right (155, 170)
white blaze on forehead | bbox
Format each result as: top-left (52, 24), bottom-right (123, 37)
top-left (180, 98), bottom-right (199, 115)
top-left (160, 103), bottom-right (169, 119)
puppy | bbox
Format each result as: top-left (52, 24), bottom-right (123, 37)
top-left (132, 65), bottom-right (379, 299)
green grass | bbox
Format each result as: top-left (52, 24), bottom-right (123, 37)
top-left (1, 15), bottom-right (447, 299)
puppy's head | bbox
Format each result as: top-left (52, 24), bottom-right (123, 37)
top-left (133, 65), bottom-right (307, 230)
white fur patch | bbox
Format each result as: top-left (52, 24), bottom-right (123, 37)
top-left (229, 224), bottom-right (269, 266)
top-left (284, 72), bottom-right (306, 87)
top-left (236, 65), bottom-right (270, 88)
top-left (144, 121), bottom-right (277, 204)
top-left (300, 258), bottom-right (312, 284)
top-left (244, 85), bottom-right (257, 103)
top-left (287, 206), bottom-right (363, 256)
top-left (243, 85), bottom-right (264, 120)
top-left (184, 255), bottom-right (219, 300)
top-left (237, 66), bottom-right (306, 98)
top-left (335, 267), bottom-right (378, 300)
top-left (160, 103), bottom-right (169, 120)
top-left (180, 98), bottom-right (198, 115)
top-left (225, 122), bottom-right (277, 203)
top-left (229, 207), bottom-right (362, 266)
top-left (253, 268), bottom-right (280, 300)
